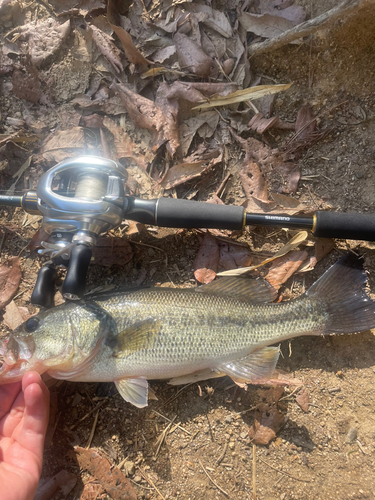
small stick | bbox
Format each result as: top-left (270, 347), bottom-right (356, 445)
top-left (86, 410), bottom-right (99, 449)
top-left (133, 241), bottom-right (168, 267)
top-left (70, 398), bottom-right (108, 430)
top-left (252, 444), bottom-right (256, 500)
top-left (215, 173), bottom-right (231, 198)
top-left (248, 0), bottom-right (368, 57)
top-left (138, 467), bottom-right (167, 500)
top-left (216, 441), bottom-right (228, 465)
top-left (259, 457), bottom-right (312, 482)
top-left (198, 458), bottom-right (229, 497)
top-left (153, 416), bottom-right (176, 459)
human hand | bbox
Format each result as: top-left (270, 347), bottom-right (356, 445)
top-left (0, 372), bottom-right (50, 500)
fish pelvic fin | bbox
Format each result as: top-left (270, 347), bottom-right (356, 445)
top-left (218, 346), bottom-right (280, 385)
top-left (306, 253), bottom-right (375, 334)
top-left (115, 377), bottom-right (149, 408)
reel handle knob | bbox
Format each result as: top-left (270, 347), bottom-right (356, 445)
top-left (62, 244), bottom-right (92, 299)
top-left (30, 265), bottom-right (57, 308)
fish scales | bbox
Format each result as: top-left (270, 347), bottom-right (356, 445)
top-left (1, 253), bottom-right (375, 408)
top-left (92, 288), bottom-right (326, 375)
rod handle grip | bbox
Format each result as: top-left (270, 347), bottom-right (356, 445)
top-left (156, 198), bottom-right (245, 230)
top-left (313, 211), bottom-right (375, 241)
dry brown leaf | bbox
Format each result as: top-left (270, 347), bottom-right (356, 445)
top-left (192, 83), bottom-right (292, 110)
top-left (91, 237), bottom-right (133, 267)
top-left (103, 116), bottom-right (148, 169)
top-left (249, 403), bottom-right (285, 445)
top-left (239, 11), bottom-right (295, 39)
top-left (194, 232), bottom-right (220, 284)
top-left (115, 83), bottom-right (162, 132)
top-left (233, 134), bottom-right (300, 194)
top-left (34, 470), bottom-right (77, 500)
top-left (0, 257), bottom-right (21, 310)
top-left (218, 231), bottom-right (308, 276)
top-left (174, 32), bottom-right (212, 78)
top-left (218, 241), bottom-right (252, 271)
top-left (90, 24), bottom-right (124, 73)
top-left (108, 0), bottom-right (150, 66)
top-left (189, 3), bottom-right (233, 37)
top-left (295, 104), bottom-right (316, 140)
top-left (240, 159), bottom-right (272, 204)
top-left (270, 192), bottom-right (305, 211)
top-left (72, 447), bottom-right (137, 500)
top-left (80, 114), bottom-right (104, 128)
top-left (179, 111), bottom-right (219, 157)
top-left (298, 237), bottom-right (335, 272)
top-left (41, 127), bottom-right (87, 163)
top-left (3, 301), bottom-right (30, 330)
top-left (160, 152), bottom-right (222, 190)
top-left (29, 227), bottom-right (50, 253)
top-left (249, 113), bottom-right (280, 134)
top-left (19, 18), bottom-right (70, 68)
top-left (166, 81), bottom-right (237, 102)
top-left (265, 249), bottom-right (308, 290)
top-left (155, 81), bottom-right (180, 155)
top-left (259, 0), bottom-right (306, 24)
top-left (295, 387), bottom-right (310, 412)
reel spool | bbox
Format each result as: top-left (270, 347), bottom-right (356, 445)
top-left (32, 156), bottom-right (128, 306)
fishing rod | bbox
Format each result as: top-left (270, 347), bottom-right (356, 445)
top-left (1, 156), bottom-right (374, 307)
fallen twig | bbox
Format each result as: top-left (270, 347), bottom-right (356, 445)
top-left (248, 0), bottom-right (373, 57)
top-left (259, 457), bottom-right (312, 483)
top-left (198, 458), bottom-right (229, 497)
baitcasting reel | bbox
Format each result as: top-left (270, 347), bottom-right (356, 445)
top-left (2, 155), bottom-right (375, 308)
top-left (27, 156), bottom-right (127, 305)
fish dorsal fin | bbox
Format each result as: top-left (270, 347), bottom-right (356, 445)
top-left (218, 346), bottom-right (280, 384)
top-left (196, 277), bottom-right (277, 303)
top-left (108, 318), bottom-right (161, 358)
top-left (115, 378), bottom-right (149, 408)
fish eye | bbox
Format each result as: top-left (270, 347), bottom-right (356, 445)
top-left (25, 317), bottom-right (40, 332)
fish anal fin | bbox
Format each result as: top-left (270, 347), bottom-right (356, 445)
top-left (115, 378), bottom-right (149, 408)
top-left (196, 277), bottom-right (277, 303)
top-left (108, 318), bottom-right (161, 357)
top-left (219, 347), bottom-right (280, 385)
top-left (168, 368), bottom-right (225, 386)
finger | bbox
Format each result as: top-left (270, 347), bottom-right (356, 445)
top-left (15, 372), bottom-right (50, 464)
top-left (0, 388), bottom-right (25, 437)
top-left (0, 381), bottom-right (22, 421)
top-left (0, 373), bottom-right (46, 436)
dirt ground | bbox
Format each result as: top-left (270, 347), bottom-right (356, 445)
top-left (1, 0), bottom-right (375, 499)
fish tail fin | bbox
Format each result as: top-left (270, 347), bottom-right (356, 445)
top-left (306, 253), bottom-right (375, 334)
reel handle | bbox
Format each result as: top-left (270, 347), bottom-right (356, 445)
top-left (31, 265), bottom-right (57, 308)
top-left (62, 244), bottom-right (92, 300)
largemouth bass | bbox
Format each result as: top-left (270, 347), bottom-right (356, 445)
top-left (1, 254), bottom-right (375, 407)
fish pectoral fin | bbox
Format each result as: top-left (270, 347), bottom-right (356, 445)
top-left (196, 277), bottom-right (277, 303)
top-left (168, 368), bottom-right (225, 386)
top-left (115, 377), bottom-right (149, 408)
top-left (108, 319), bottom-right (162, 358)
top-left (218, 346), bottom-right (280, 385)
